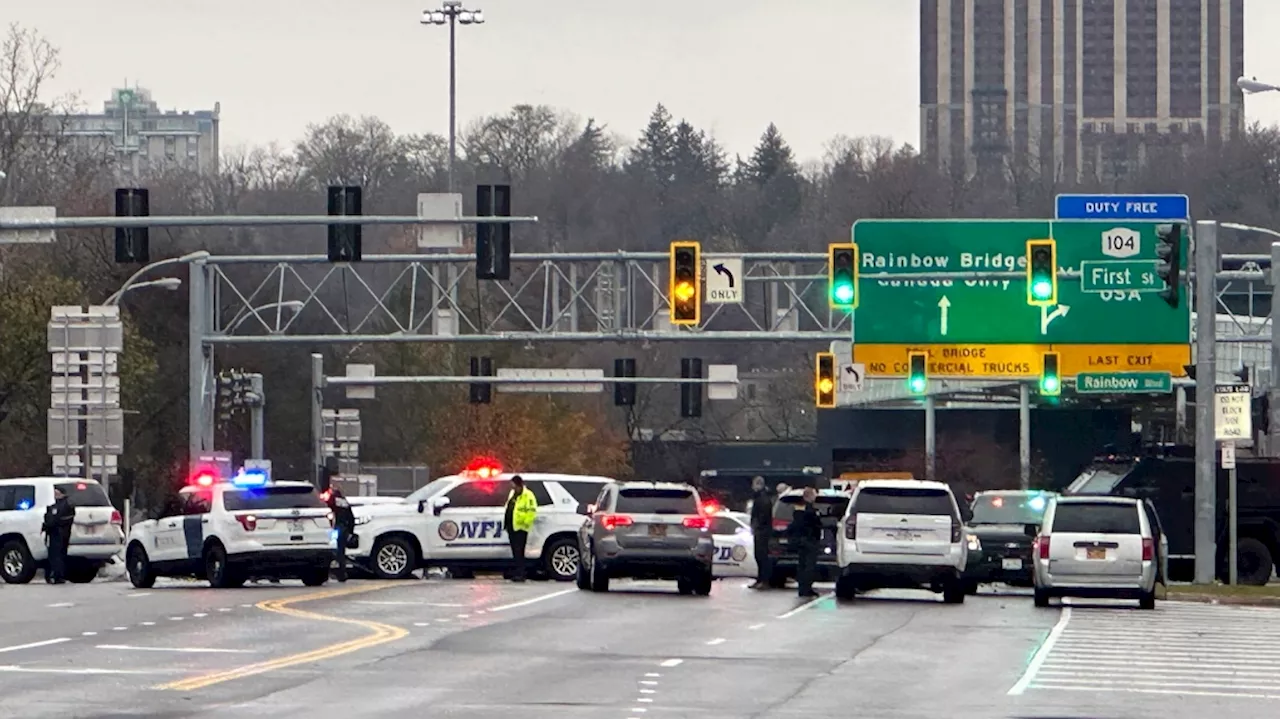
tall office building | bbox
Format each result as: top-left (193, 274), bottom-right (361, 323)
top-left (920, 0), bottom-right (1244, 182)
top-left (59, 87), bottom-right (221, 177)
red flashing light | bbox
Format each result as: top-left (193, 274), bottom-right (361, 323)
top-left (701, 502), bottom-right (721, 515)
top-left (990, 496), bottom-right (1004, 508)
top-left (76, 483), bottom-right (87, 490)
top-left (462, 456), bottom-right (503, 479)
top-left (320, 490), bottom-right (332, 502)
top-left (600, 514), bottom-right (633, 531)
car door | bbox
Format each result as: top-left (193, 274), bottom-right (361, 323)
top-left (434, 480), bottom-right (513, 560)
top-left (147, 492), bottom-right (192, 564)
top-left (180, 491), bottom-right (212, 562)
top-left (1142, 499), bottom-right (1169, 583)
top-left (710, 514), bottom-right (754, 577)
top-left (0, 484), bottom-right (44, 561)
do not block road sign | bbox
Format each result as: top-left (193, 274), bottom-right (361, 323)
top-left (704, 255), bottom-right (743, 304)
top-left (1214, 384), bottom-right (1252, 441)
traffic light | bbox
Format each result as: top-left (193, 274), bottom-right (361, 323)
top-left (1025, 239), bottom-right (1057, 306)
top-left (614, 358), bottom-right (637, 406)
top-left (1040, 352), bottom-right (1061, 396)
top-left (815, 352), bottom-right (836, 408)
top-left (828, 243), bottom-right (858, 309)
top-left (327, 185), bottom-right (362, 262)
top-left (669, 241), bottom-right (701, 325)
top-left (469, 356), bottom-right (493, 404)
top-left (907, 351), bottom-right (928, 395)
top-left (114, 188), bottom-right (150, 264)
top-left (476, 184), bottom-right (512, 280)
top-left (680, 357), bottom-right (703, 418)
top-left (1155, 223), bottom-right (1183, 308)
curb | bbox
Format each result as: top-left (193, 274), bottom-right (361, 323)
top-left (1165, 592), bottom-right (1280, 606)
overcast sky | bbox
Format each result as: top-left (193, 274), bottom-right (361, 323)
top-left (11, 0), bottom-right (1280, 163)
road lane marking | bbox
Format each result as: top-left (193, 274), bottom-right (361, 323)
top-left (639, 688), bottom-right (656, 694)
top-left (141, 622), bottom-right (155, 626)
top-left (217, 608), bottom-right (232, 612)
top-left (0, 638), bottom-right (71, 654)
top-left (0, 665), bottom-right (173, 675)
top-left (486, 588), bottom-right (576, 613)
top-left (168, 617), bottom-right (183, 621)
top-left (46, 602), bottom-right (74, 608)
top-left (637, 698), bottom-right (653, 703)
top-left (659, 658), bottom-right (682, 667)
top-left (97, 645), bottom-right (257, 654)
top-left (354, 601), bottom-right (465, 607)
top-left (748, 623), bottom-right (765, 630)
top-left (640, 680), bottom-right (658, 685)
top-left (1023, 683), bottom-right (1280, 700)
top-left (1007, 607), bottom-right (1071, 696)
top-left (193, 613), bottom-right (208, 618)
top-left (776, 592), bottom-right (833, 619)
top-left (644, 673), bottom-right (660, 677)
top-left (457, 613), bottom-right (470, 618)
top-left (81, 632), bottom-right (97, 636)
top-left (705, 638), bottom-right (725, 646)
top-left (127, 593), bottom-right (151, 599)
top-left (111, 627), bottom-right (127, 631)
top-left (157, 582), bottom-right (406, 691)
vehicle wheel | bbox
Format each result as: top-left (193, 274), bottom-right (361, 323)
top-left (693, 569), bottom-right (713, 596)
top-left (1138, 590), bottom-right (1156, 610)
top-left (1236, 537), bottom-right (1273, 586)
top-left (676, 577), bottom-right (692, 595)
top-left (942, 578), bottom-right (965, 604)
top-left (589, 555), bottom-right (609, 593)
top-left (66, 562), bottom-right (99, 584)
top-left (1033, 588), bottom-right (1050, 608)
top-left (205, 544), bottom-right (243, 588)
top-left (301, 568), bottom-right (329, 587)
top-left (0, 540), bottom-right (36, 585)
top-left (542, 538), bottom-right (579, 582)
top-left (127, 543), bottom-right (156, 589)
top-left (372, 536), bottom-right (416, 580)
top-left (767, 567), bottom-right (788, 589)
top-left (962, 579), bottom-right (980, 596)
top-left (835, 576), bottom-right (856, 601)
top-left (576, 551), bottom-right (591, 590)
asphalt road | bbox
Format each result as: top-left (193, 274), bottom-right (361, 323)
top-left (1, 578), bottom-right (1279, 718)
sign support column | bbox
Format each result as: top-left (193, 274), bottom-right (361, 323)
top-left (924, 396), bottom-right (936, 480)
top-left (1270, 242), bottom-right (1280, 455)
top-left (1222, 440), bottom-right (1238, 585)
top-left (1215, 381), bottom-right (1251, 586)
top-left (1194, 220), bottom-right (1218, 585)
top-left (1019, 384), bottom-right (1031, 489)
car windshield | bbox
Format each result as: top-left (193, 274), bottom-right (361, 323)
top-left (1066, 467), bottom-right (1129, 494)
top-left (969, 494), bottom-right (1051, 525)
top-left (773, 495), bottom-right (849, 522)
top-left (853, 487), bottom-right (954, 515)
top-left (616, 488), bottom-right (697, 514)
top-left (406, 479), bottom-right (451, 503)
top-left (54, 481), bottom-right (112, 507)
top-left (1051, 502), bottom-right (1141, 534)
top-left (223, 486), bottom-right (326, 512)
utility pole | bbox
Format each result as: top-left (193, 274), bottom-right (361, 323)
top-left (1193, 220), bottom-right (1219, 585)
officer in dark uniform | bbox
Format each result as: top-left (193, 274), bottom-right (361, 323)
top-left (788, 487), bottom-right (822, 598)
top-left (326, 487), bottom-right (355, 582)
top-left (748, 476), bottom-right (774, 589)
top-left (42, 487), bottom-right (75, 584)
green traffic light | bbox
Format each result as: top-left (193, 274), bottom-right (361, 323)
top-left (1031, 279), bottom-right (1053, 300)
top-left (1041, 375), bottom-right (1060, 394)
top-left (909, 376), bottom-right (926, 393)
top-left (833, 282), bottom-right (854, 305)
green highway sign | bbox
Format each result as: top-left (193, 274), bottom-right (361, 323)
top-left (1075, 371), bottom-right (1174, 394)
top-left (850, 220), bottom-right (1191, 345)
top-left (1080, 260), bottom-right (1162, 293)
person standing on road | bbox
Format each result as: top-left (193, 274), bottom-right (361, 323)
top-left (504, 475), bottom-right (538, 582)
top-left (326, 486), bottom-right (355, 582)
top-left (748, 476), bottom-right (774, 590)
top-left (42, 487), bottom-right (75, 584)
top-left (788, 487), bottom-right (822, 599)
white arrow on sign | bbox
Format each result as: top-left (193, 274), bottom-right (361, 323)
top-left (937, 296), bottom-right (951, 336)
top-left (1040, 304), bottom-right (1070, 334)
top-left (839, 363), bottom-right (865, 393)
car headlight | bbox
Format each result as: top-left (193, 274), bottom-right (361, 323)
top-left (966, 534), bottom-right (981, 551)
top-left (354, 515), bottom-right (371, 526)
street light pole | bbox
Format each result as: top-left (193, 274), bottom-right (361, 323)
top-left (422, 1), bottom-right (485, 192)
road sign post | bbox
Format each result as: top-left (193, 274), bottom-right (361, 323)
top-left (1223, 439), bottom-right (1238, 586)
top-left (47, 306), bottom-right (124, 487)
top-left (704, 255), bottom-right (743, 304)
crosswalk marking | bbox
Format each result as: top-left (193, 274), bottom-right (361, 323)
top-left (1014, 601), bottom-right (1280, 700)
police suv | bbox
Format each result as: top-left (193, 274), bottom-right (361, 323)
top-left (125, 467), bottom-right (335, 588)
top-left (349, 461), bottom-right (614, 581)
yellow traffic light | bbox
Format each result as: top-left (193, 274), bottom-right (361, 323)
top-left (669, 240), bottom-right (701, 325)
top-left (815, 352), bottom-right (836, 408)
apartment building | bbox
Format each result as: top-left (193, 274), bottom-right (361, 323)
top-left (59, 87), bottom-right (221, 176)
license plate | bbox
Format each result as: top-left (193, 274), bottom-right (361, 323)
top-left (1001, 558), bottom-right (1023, 570)
top-left (648, 524), bottom-right (666, 537)
top-left (77, 525), bottom-right (101, 535)
top-left (1086, 547), bottom-right (1106, 560)
top-left (288, 520), bottom-right (305, 532)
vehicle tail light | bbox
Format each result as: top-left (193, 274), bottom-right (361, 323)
top-left (601, 514), bottom-right (633, 531)
top-left (236, 514), bottom-right (258, 531)
top-left (110, 510), bottom-right (122, 526)
top-left (845, 515), bottom-right (857, 540)
top-left (1142, 538), bottom-right (1154, 561)
top-left (772, 518), bottom-right (790, 531)
top-left (950, 520), bottom-right (962, 543)
top-left (326, 511), bottom-right (335, 527)
top-left (1036, 535), bottom-right (1050, 559)
top-left (682, 516), bottom-right (709, 530)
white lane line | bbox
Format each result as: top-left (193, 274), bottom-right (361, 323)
top-left (413, 622), bottom-right (431, 627)
top-left (95, 644), bottom-right (257, 654)
top-left (748, 623), bottom-right (765, 630)
top-left (140, 622), bottom-right (155, 626)
top-left (239, 604), bottom-right (252, 608)
top-left (637, 697), bottom-right (653, 703)
top-left (776, 592), bottom-right (833, 620)
top-left (111, 627), bottom-right (127, 631)
top-left (216, 608), bottom-right (232, 612)
top-left (46, 602), bottom-right (74, 608)
top-left (1027, 683), bottom-right (1280, 700)
top-left (192, 613), bottom-right (208, 618)
top-left (630, 709), bottom-right (647, 713)
top-left (0, 665), bottom-right (171, 675)
top-left (644, 672), bottom-right (661, 678)
top-left (81, 632), bottom-right (97, 637)
top-left (639, 689), bottom-right (656, 694)
top-left (168, 617), bottom-right (183, 621)
top-left (640, 680), bottom-right (658, 686)
top-left (457, 613), bottom-right (471, 619)
top-left (475, 609), bottom-right (487, 614)
top-left (659, 658), bottom-right (683, 667)
top-left (705, 638), bottom-right (726, 646)
top-left (127, 593), bottom-right (151, 599)
top-left (0, 638), bottom-right (72, 654)
top-left (436, 618), bottom-right (450, 623)
top-left (486, 588), bottom-right (576, 613)
top-left (1007, 607), bottom-right (1072, 696)
top-left (354, 601), bottom-right (466, 607)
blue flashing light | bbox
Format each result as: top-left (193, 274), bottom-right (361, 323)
top-left (17, 500), bottom-right (32, 510)
top-left (1027, 495), bottom-right (1047, 511)
top-left (231, 469), bottom-right (269, 487)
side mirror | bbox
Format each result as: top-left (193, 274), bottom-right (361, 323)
top-left (431, 497), bottom-right (450, 516)
top-left (1024, 523), bottom-right (1039, 538)
top-left (417, 500), bottom-right (426, 514)
top-left (586, 503), bottom-right (597, 515)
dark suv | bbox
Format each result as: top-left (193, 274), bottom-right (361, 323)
top-left (961, 490), bottom-right (1054, 592)
top-left (767, 488), bottom-right (850, 587)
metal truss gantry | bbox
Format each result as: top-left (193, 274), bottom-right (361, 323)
top-left (188, 251), bottom-right (846, 458)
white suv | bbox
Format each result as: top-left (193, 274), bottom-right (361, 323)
top-left (0, 477), bottom-right (124, 584)
top-left (835, 479), bottom-right (968, 603)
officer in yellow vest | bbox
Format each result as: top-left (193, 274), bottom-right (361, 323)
top-left (504, 475), bottom-right (538, 582)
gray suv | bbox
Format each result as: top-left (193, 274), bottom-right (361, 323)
top-left (577, 481), bottom-right (715, 595)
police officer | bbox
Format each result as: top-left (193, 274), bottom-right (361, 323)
top-left (326, 486), bottom-right (355, 582)
top-left (748, 476), bottom-right (773, 589)
top-left (504, 475), bottom-right (538, 582)
top-left (788, 487), bottom-right (822, 599)
top-left (42, 487), bottom-right (75, 584)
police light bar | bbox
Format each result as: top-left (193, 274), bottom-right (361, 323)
top-left (462, 456), bottom-right (503, 479)
top-left (231, 468), bottom-right (269, 487)
top-left (190, 469), bottom-right (218, 487)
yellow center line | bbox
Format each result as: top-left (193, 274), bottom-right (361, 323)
top-left (156, 581), bottom-right (408, 691)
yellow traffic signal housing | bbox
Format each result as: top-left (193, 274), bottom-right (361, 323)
top-left (1026, 239), bottom-right (1058, 307)
top-left (669, 240), bottom-right (701, 326)
top-left (1040, 352), bottom-right (1061, 396)
top-left (815, 352), bottom-right (836, 408)
top-left (828, 242), bottom-right (858, 309)
top-left (907, 351), bottom-right (928, 394)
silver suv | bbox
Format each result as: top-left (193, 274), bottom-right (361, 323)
top-left (577, 481), bottom-right (715, 595)
top-left (1032, 495), bottom-right (1158, 609)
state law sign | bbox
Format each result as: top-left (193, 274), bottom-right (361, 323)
top-left (1214, 384), bottom-right (1252, 441)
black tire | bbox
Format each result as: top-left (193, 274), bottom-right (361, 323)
top-left (576, 550), bottom-right (591, 590)
top-left (0, 540), bottom-right (35, 584)
top-left (205, 544), bottom-right (243, 588)
top-left (676, 577), bottom-right (692, 595)
top-left (693, 569), bottom-right (713, 596)
top-left (301, 568), bottom-right (329, 587)
top-left (66, 562), bottom-right (99, 584)
top-left (1236, 537), bottom-right (1273, 586)
top-left (1138, 590), bottom-right (1156, 610)
top-left (962, 579), bottom-right (980, 596)
top-left (589, 555), bottom-right (609, 593)
top-left (1033, 588), bottom-right (1050, 608)
top-left (127, 543), bottom-right (156, 589)
top-left (542, 537), bottom-right (579, 582)
top-left (942, 578), bottom-right (966, 604)
top-left (835, 576), bottom-right (856, 601)
top-left (371, 536), bottom-right (416, 580)
top-left (767, 567), bottom-right (788, 589)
